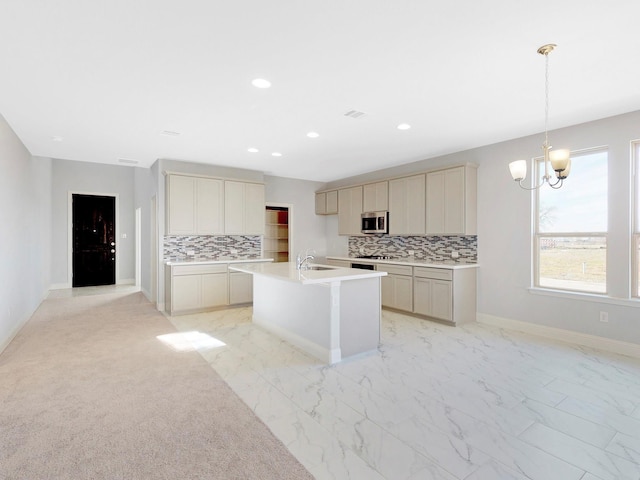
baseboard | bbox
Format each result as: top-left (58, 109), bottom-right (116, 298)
top-left (117, 278), bottom-right (135, 285)
top-left (50, 282), bottom-right (71, 290)
top-left (476, 313), bottom-right (640, 359)
top-left (141, 288), bottom-right (152, 302)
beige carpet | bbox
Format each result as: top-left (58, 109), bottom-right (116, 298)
top-left (0, 291), bottom-right (313, 480)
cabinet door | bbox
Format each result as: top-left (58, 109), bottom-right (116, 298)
top-left (224, 181), bottom-right (245, 234)
top-left (224, 181), bottom-right (264, 235)
top-left (381, 275), bottom-right (393, 307)
top-left (427, 166), bottom-right (471, 235)
top-left (167, 175), bottom-right (196, 234)
top-left (338, 186), bottom-right (363, 235)
top-left (431, 280), bottom-right (453, 321)
top-left (196, 177), bottom-right (224, 234)
top-left (172, 275), bottom-right (201, 311)
top-left (229, 272), bottom-right (253, 304)
top-left (426, 171), bottom-right (445, 234)
top-left (363, 181), bottom-right (389, 212)
top-left (326, 190), bottom-right (338, 214)
top-left (413, 277), bottom-right (432, 316)
top-left (315, 192), bottom-right (327, 215)
top-left (201, 273), bottom-right (228, 308)
top-left (244, 183), bottom-right (265, 235)
top-left (389, 175), bottom-right (425, 235)
top-left (394, 275), bottom-right (413, 311)
top-left (444, 167), bottom-right (465, 234)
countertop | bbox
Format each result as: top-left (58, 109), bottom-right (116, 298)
top-left (327, 256), bottom-right (479, 270)
top-left (165, 257), bottom-right (274, 266)
top-left (229, 262), bottom-right (387, 285)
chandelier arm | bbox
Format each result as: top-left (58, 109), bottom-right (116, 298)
top-left (549, 178), bottom-right (564, 189)
top-left (517, 177), bottom-right (547, 191)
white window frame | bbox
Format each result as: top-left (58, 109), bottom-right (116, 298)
top-left (533, 147), bottom-right (608, 295)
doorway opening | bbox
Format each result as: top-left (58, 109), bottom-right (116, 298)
top-left (72, 194), bottom-right (116, 287)
top-left (264, 205), bottom-right (290, 262)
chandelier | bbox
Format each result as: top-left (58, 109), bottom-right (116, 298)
top-left (509, 44), bottom-right (571, 190)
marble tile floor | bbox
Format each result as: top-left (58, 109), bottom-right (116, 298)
top-left (168, 308), bottom-right (640, 480)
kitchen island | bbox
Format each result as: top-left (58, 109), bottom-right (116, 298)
top-left (229, 262), bottom-right (387, 364)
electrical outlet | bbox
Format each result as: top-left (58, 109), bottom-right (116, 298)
top-left (599, 311), bottom-right (609, 323)
top-left (186, 250), bottom-right (195, 256)
top-left (451, 251), bottom-right (460, 259)
top-left (408, 250), bottom-right (414, 256)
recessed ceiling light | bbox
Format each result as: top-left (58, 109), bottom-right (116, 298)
top-left (397, 123), bottom-right (411, 130)
top-left (247, 148), bottom-right (259, 153)
top-left (307, 132), bottom-right (320, 138)
top-left (51, 136), bottom-right (63, 142)
top-left (252, 78), bottom-right (271, 89)
top-left (271, 152), bottom-right (282, 157)
top-left (160, 130), bottom-right (181, 137)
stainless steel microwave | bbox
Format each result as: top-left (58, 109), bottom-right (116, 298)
top-left (361, 211), bottom-right (388, 234)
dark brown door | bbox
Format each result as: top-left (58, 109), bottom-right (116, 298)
top-left (72, 194), bottom-right (116, 287)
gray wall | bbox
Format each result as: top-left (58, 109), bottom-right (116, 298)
top-left (324, 110), bottom-right (640, 346)
top-left (0, 115), bottom-right (51, 352)
top-left (264, 175), bottom-right (327, 258)
top-left (51, 159), bottom-right (136, 286)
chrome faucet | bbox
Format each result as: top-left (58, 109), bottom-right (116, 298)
top-left (296, 249), bottom-right (315, 270)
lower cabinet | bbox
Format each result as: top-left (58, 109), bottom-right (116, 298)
top-left (167, 264), bottom-right (228, 314)
top-left (413, 269), bottom-right (453, 322)
top-left (229, 271), bottom-right (253, 305)
top-left (378, 264), bottom-right (413, 312)
top-left (413, 266), bottom-right (477, 324)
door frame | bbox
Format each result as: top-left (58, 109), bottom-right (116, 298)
top-left (265, 202), bottom-right (293, 260)
top-left (67, 191), bottom-right (120, 288)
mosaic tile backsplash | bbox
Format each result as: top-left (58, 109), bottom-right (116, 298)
top-left (349, 235), bottom-right (477, 263)
top-left (164, 235), bottom-right (262, 261)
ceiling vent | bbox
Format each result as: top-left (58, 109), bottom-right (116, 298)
top-left (118, 158), bottom-right (139, 165)
top-left (344, 110), bottom-right (366, 119)
top-left (160, 130), bottom-right (181, 137)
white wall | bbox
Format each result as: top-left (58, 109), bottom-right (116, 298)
top-left (323, 110), bottom-right (640, 346)
top-left (50, 159), bottom-right (136, 287)
top-left (0, 115), bottom-right (51, 352)
top-left (264, 175), bottom-right (327, 258)
top-left (134, 166), bottom-right (153, 298)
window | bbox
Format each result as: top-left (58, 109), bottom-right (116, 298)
top-left (633, 141), bottom-right (640, 298)
top-left (535, 148), bottom-right (608, 294)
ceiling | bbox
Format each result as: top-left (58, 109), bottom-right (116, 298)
top-left (1, 1), bottom-right (639, 182)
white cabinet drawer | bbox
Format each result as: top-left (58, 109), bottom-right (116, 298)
top-left (414, 267), bottom-right (453, 281)
top-left (377, 264), bottom-right (413, 276)
top-left (172, 264), bottom-right (228, 276)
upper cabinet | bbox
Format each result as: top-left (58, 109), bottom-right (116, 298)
top-left (389, 174), bottom-right (426, 235)
top-left (167, 175), bottom-right (224, 235)
top-left (338, 186), bottom-right (363, 235)
top-left (315, 190), bottom-right (338, 215)
top-left (363, 181), bottom-right (388, 212)
top-left (166, 174), bottom-right (264, 236)
top-left (224, 181), bottom-right (265, 235)
top-left (426, 165), bottom-right (477, 235)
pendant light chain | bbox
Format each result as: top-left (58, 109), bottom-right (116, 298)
top-left (544, 51), bottom-right (550, 149)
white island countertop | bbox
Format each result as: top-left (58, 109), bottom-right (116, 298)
top-left (165, 257), bottom-right (273, 266)
top-left (229, 262), bottom-right (386, 285)
top-left (327, 256), bottom-right (479, 270)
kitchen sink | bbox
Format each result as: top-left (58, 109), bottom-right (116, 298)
top-left (305, 266), bottom-right (335, 271)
